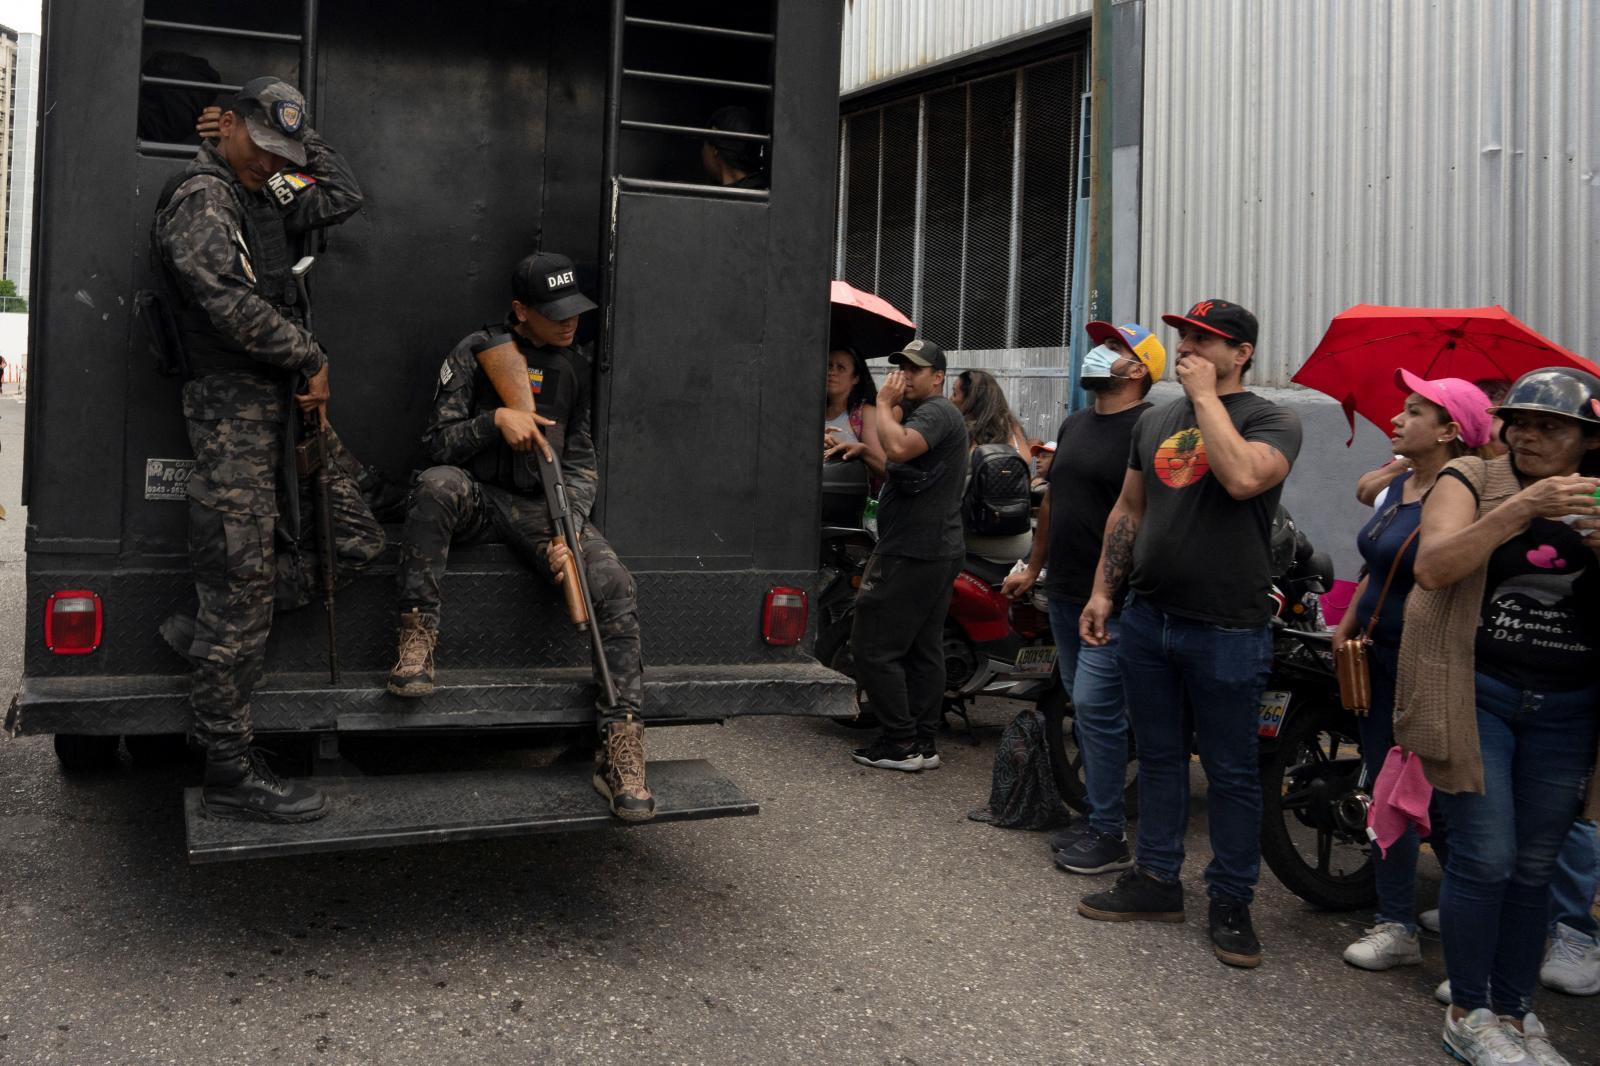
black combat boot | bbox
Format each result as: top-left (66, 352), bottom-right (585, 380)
top-left (387, 608), bottom-right (438, 698)
top-left (202, 749), bottom-right (328, 823)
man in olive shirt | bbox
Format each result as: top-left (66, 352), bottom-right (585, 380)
top-left (848, 339), bottom-right (967, 772)
top-left (1076, 300), bottom-right (1302, 970)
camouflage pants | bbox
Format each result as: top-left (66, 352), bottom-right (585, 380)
top-left (188, 425), bottom-right (385, 759)
top-left (395, 465), bottom-right (643, 727)
top-left (274, 426), bottom-right (387, 611)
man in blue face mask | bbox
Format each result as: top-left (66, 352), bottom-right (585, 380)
top-left (1003, 322), bottom-right (1164, 874)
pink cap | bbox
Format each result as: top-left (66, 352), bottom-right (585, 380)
top-left (1395, 369), bottom-right (1493, 448)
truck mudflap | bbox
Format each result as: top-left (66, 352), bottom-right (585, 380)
top-left (184, 759), bottom-right (757, 864)
top-left (9, 662), bottom-right (855, 735)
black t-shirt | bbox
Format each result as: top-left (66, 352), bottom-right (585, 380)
top-left (1127, 393), bottom-right (1304, 626)
top-left (1044, 402), bottom-right (1151, 602)
top-left (876, 396), bottom-right (967, 560)
top-left (1443, 468), bottom-right (1600, 691)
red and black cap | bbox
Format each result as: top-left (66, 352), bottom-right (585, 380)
top-left (1161, 299), bottom-right (1258, 346)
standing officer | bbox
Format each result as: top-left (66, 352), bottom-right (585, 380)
top-left (152, 77), bottom-right (372, 823)
top-left (387, 252), bottom-right (654, 822)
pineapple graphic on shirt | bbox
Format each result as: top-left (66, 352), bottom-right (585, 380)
top-left (1155, 427), bottom-right (1209, 488)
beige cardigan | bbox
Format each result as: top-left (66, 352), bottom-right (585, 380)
top-left (1393, 454), bottom-right (1600, 820)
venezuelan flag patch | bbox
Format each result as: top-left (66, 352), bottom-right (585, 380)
top-left (282, 172), bottom-right (317, 190)
top-left (527, 367), bottom-right (545, 394)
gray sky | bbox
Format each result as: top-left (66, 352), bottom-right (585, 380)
top-left (0, 0), bottom-right (39, 36)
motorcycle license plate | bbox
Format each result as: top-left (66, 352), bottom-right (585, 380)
top-left (1257, 689), bottom-right (1291, 738)
top-left (1012, 645), bottom-right (1057, 677)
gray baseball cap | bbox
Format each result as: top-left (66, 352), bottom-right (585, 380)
top-left (231, 77), bottom-right (309, 168)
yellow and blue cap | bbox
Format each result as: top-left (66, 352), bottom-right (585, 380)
top-left (1085, 320), bottom-right (1167, 382)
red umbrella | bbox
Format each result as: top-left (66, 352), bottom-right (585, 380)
top-left (829, 280), bottom-right (915, 360)
top-left (1292, 304), bottom-right (1600, 443)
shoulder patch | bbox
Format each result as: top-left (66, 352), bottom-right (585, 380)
top-left (439, 361), bottom-right (454, 388)
top-left (233, 230), bottom-right (256, 283)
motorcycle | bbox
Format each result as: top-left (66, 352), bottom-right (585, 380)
top-left (1038, 508), bottom-right (1376, 911)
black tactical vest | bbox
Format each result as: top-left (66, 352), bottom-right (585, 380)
top-left (469, 337), bottom-right (585, 494)
top-left (154, 152), bottom-right (298, 379)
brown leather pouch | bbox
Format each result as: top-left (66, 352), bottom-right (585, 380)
top-left (1335, 638), bottom-right (1371, 713)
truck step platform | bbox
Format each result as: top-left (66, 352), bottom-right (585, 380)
top-left (184, 759), bottom-right (756, 864)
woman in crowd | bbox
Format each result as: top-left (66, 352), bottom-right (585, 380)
top-left (823, 346), bottom-right (886, 483)
top-left (1333, 372), bottom-right (1492, 971)
top-left (1400, 366), bottom-right (1600, 1066)
top-left (952, 369), bottom-right (1033, 564)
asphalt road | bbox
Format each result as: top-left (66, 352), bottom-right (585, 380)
top-left (1, 398), bottom-right (1596, 1065)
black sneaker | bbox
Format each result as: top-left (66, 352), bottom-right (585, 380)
top-left (1078, 868), bottom-right (1185, 923)
top-left (850, 741), bottom-right (924, 772)
top-left (1208, 897), bottom-right (1262, 968)
top-left (1049, 821), bottom-right (1091, 853)
top-left (1054, 829), bottom-right (1134, 875)
top-left (917, 741), bottom-right (941, 769)
top-left (202, 749), bottom-right (328, 823)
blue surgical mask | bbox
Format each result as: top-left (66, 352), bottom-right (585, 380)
top-left (1080, 343), bottom-right (1129, 381)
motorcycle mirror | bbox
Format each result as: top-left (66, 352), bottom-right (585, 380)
top-left (291, 256), bottom-right (316, 278)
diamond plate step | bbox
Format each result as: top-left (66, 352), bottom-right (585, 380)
top-left (184, 759), bottom-right (757, 864)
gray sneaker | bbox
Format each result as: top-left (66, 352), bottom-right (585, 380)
top-left (1054, 829), bottom-right (1134, 875)
top-left (1443, 1007), bottom-right (1528, 1065)
top-left (1343, 922), bottom-right (1422, 971)
top-left (1539, 922), bottom-right (1600, 996)
top-left (1502, 1013), bottom-right (1571, 1066)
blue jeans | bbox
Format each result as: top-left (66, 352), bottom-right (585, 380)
top-left (1548, 820), bottom-right (1600, 940)
top-left (1047, 596), bottom-right (1130, 837)
top-left (1439, 673), bottom-right (1600, 1016)
top-left (1116, 596), bottom-right (1274, 904)
top-left (1358, 642), bottom-right (1430, 933)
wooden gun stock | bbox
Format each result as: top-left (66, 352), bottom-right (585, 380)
top-left (472, 337), bottom-right (586, 627)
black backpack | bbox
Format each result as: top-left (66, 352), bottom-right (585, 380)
top-left (962, 443), bottom-right (1031, 536)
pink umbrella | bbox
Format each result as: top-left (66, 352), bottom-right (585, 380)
top-left (829, 280), bottom-right (915, 360)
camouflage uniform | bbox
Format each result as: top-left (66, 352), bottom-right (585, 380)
top-left (153, 133), bottom-right (377, 760)
top-left (396, 325), bottom-right (643, 727)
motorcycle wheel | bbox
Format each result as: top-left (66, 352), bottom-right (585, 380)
top-left (1039, 684), bottom-right (1138, 817)
top-left (816, 614), bottom-right (877, 729)
top-left (1259, 699), bottom-right (1376, 911)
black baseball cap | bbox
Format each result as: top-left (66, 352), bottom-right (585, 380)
top-left (1161, 299), bottom-right (1259, 345)
top-left (511, 252), bottom-right (597, 320)
top-left (230, 77), bottom-right (309, 168)
top-left (888, 339), bottom-right (947, 371)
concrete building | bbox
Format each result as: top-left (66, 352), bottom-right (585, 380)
top-left (836, 0), bottom-right (1599, 576)
top-left (6, 31), bottom-right (39, 300)
top-left (0, 24), bottom-right (16, 308)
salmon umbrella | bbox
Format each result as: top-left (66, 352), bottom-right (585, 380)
top-left (1292, 304), bottom-right (1600, 443)
top-left (829, 280), bottom-right (915, 360)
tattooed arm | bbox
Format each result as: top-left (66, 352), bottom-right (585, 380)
top-left (1080, 467), bottom-right (1146, 646)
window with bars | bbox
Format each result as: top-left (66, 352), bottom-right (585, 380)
top-left (837, 52), bottom-right (1087, 351)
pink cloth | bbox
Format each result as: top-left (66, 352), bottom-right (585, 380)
top-left (1367, 745), bottom-right (1433, 858)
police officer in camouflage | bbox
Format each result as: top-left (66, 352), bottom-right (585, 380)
top-left (388, 253), bottom-right (654, 822)
top-left (151, 77), bottom-right (379, 823)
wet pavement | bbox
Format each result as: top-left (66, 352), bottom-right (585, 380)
top-left (1, 400), bottom-right (1598, 1065)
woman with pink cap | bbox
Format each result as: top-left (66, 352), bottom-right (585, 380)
top-left (1332, 371), bottom-right (1494, 974)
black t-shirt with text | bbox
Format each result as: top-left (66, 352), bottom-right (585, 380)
top-left (876, 395), bottom-right (967, 560)
top-left (1044, 402), bottom-right (1151, 603)
top-left (1127, 393), bottom-right (1303, 627)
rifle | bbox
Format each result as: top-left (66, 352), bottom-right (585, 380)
top-left (472, 336), bottom-right (618, 709)
top-left (290, 256), bottom-right (340, 684)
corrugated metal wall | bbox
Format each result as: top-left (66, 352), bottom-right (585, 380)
top-left (840, 0), bottom-right (1091, 96)
top-left (1140, 0), bottom-right (1600, 385)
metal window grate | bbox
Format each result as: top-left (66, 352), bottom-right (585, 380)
top-left (837, 50), bottom-right (1087, 353)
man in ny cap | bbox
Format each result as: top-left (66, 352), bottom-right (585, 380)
top-left (1076, 299), bottom-right (1301, 969)
top-left (388, 252), bottom-right (654, 821)
top-left (1003, 320), bottom-right (1163, 877)
top-left (151, 76), bottom-right (372, 823)
top-left (848, 339), bottom-right (968, 772)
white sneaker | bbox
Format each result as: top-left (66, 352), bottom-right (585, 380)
top-left (1420, 908), bottom-right (1441, 933)
top-left (1442, 1007), bottom-right (1528, 1064)
top-left (1343, 921), bottom-right (1423, 971)
top-left (1501, 1013), bottom-right (1571, 1066)
top-left (1436, 978), bottom-right (1452, 1005)
top-left (1539, 922), bottom-right (1600, 996)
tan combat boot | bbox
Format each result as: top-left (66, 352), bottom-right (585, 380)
top-left (593, 717), bottom-right (656, 822)
top-left (387, 608), bottom-right (438, 698)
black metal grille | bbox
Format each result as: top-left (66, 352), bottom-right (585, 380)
top-left (837, 50), bottom-right (1088, 351)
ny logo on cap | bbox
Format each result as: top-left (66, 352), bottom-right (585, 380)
top-left (1189, 300), bottom-right (1215, 318)
top-left (273, 101), bottom-right (304, 135)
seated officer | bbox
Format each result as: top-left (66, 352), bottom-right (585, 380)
top-left (388, 253), bottom-right (653, 822)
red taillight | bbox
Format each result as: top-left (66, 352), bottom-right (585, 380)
top-left (45, 590), bottom-right (103, 654)
top-left (762, 586), bottom-right (808, 646)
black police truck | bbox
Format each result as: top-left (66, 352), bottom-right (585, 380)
top-left (11, 1), bottom-right (852, 860)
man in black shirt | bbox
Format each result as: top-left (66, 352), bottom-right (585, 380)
top-left (849, 339), bottom-right (967, 772)
top-left (1075, 300), bottom-right (1302, 970)
top-left (1003, 321), bottom-right (1164, 875)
